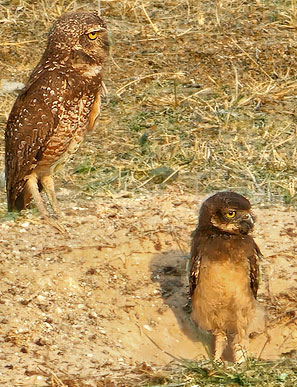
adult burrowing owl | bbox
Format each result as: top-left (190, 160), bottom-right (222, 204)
top-left (189, 191), bottom-right (263, 363)
top-left (5, 11), bottom-right (109, 217)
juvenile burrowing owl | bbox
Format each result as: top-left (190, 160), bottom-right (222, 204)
top-left (5, 11), bottom-right (109, 217)
top-left (189, 191), bottom-right (263, 363)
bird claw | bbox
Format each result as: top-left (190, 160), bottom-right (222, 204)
top-left (232, 344), bottom-right (248, 363)
top-left (43, 216), bottom-right (68, 234)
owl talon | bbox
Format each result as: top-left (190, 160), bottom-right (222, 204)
top-left (232, 343), bottom-right (248, 363)
top-left (43, 216), bottom-right (67, 234)
top-left (52, 213), bottom-right (63, 220)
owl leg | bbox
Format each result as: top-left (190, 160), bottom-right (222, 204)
top-left (39, 175), bottom-right (62, 217)
top-left (24, 173), bottom-right (49, 217)
top-left (229, 333), bottom-right (248, 363)
top-left (213, 331), bottom-right (227, 362)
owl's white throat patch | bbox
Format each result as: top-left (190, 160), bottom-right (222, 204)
top-left (72, 63), bottom-right (102, 77)
top-left (83, 64), bottom-right (102, 77)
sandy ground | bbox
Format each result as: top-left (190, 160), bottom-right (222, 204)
top-left (0, 189), bottom-right (296, 386)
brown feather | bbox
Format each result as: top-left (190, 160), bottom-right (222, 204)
top-left (5, 11), bottom-right (108, 214)
top-left (248, 241), bottom-right (262, 298)
top-left (5, 81), bottom-right (57, 210)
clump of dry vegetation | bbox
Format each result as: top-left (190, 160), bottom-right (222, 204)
top-left (43, 357), bottom-right (297, 386)
top-left (138, 358), bottom-right (297, 386)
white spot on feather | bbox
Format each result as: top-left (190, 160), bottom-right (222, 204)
top-left (83, 65), bottom-right (102, 77)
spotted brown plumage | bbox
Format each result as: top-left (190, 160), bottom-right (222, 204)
top-left (5, 11), bottom-right (109, 217)
top-left (189, 191), bottom-right (263, 363)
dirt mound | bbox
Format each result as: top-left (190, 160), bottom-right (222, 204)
top-left (0, 191), bottom-right (296, 385)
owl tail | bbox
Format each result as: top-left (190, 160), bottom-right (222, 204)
top-left (15, 192), bottom-right (29, 211)
top-left (7, 189), bottom-right (29, 212)
top-left (7, 181), bottom-right (43, 212)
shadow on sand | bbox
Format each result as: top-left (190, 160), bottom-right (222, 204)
top-left (150, 249), bottom-right (212, 360)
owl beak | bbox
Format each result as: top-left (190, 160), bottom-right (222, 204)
top-left (239, 213), bottom-right (254, 234)
top-left (245, 213), bottom-right (254, 224)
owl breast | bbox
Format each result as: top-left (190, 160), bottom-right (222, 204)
top-left (192, 259), bottom-right (255, 333)
top-left (191, 237), bottom-right (255, 332)
top-left (36, 92), bottom-right (98, 175)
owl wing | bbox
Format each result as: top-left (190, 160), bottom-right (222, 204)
top-left (189, 229), bottom-right (203, 297)
top-left (189, 252), bottom-right (202, 297)
top-left (248, 241), bottom-right (262, 299)
top-left (5, 71), bottom-right (60, 210)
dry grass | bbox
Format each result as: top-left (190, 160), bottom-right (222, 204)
top-left (40, 357), bottom-right (297, 386)
top-left (1, 0), bottom-right (297, 207)
top-left (146, 357), bottom-right (297, 386)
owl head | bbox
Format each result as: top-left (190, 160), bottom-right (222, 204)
top-left (198, 191), bottom-right (254, 235)
top-left (45, 11), bottom-right (109, 69)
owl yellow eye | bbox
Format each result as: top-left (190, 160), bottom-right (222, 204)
top-left (88, 31), bottom-right (98, 40)
top-left (226, 210), bottom-right (236, 219)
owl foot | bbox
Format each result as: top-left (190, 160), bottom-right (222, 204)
top-left (213, 332), bottom-right (227, 362)
top-left (232, 343), bottom-right (247, 363)
top-left (39, 175), bottom-right (63, 217)
top-left (43, 216), bottom-right (67, 234)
